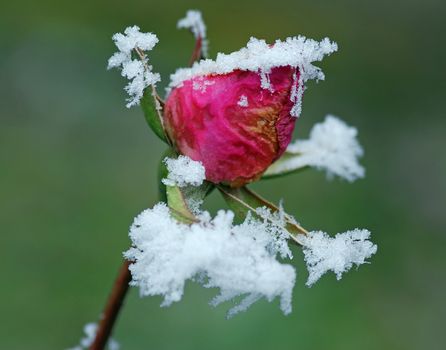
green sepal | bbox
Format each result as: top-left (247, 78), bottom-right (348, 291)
top-left (141, 88), bottom-right (169, 144)
top-left (262, 152), bottom-right (309, 179)
top-left (166, 185), bottom-right (197, 224)
top-left (158, 150), bottom-right (215, 224)
top-left (158, 149), bottom-right (196, 224)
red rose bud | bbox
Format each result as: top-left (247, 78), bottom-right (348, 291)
top-left (164, 66), bottom-right (299, 187)
top-left (163, 37), bottom-right (338, 187)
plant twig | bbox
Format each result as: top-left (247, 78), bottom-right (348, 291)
top-left (89, 260), bottom-right (132, 350)
top-left (217, 185), bottom-right (309, 244)
top-left (189, 36), bottom-right (203, 66)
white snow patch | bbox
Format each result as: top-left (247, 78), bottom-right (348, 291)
top-left (266, 115), bottom-right (365, 181)
top-left (237, 95), bottom-right (249, 107)
top-left (67, 322), bottom-right (119, 350)
top-left (168, 36), bottom-right (337, 116)
top-left (298, 229), bottom-right (377, 286)
top-left (124, 203), bottom-right (296, 318)
top-left (162, 155), bottom-right (206, 187)
top-left (108, 26), bottom-right (160, 108)
top-left (177, 10), bottom-right (209, 58)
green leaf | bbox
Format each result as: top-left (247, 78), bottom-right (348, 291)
top-left (262, 152), bottom-right (309, 179)
top-left (140, 88), bottom-right (169, 144)
top-left (218, 185), bottom-right (308, 238)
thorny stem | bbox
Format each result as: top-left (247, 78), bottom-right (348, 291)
top-left (89, 260), bottom-right (132, 350)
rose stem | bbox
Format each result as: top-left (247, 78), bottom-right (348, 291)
top-left (89, 260), bottom-right (132, 350)
top-left (188, 36), bottom-right (203, 66)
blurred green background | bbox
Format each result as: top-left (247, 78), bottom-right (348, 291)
top-left (1, 0), bottom-right (445, 349)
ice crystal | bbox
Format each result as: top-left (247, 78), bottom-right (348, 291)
top-left (124, 203), bottom-right (296, 318)
top-left (162, 155), bottom-right (206, 187)
top-left (299, 229), bottom-right (377, 286)
top-left (168, 36), bottom-right (337, 116)
top-left (192, 76), bottom-right (215, 92)
top-left (237, 95), bottom-right (249, 107)
top-left (255, 205), bottom-right (295, 259)
top-left (108, 26), bottom-right (160, 108)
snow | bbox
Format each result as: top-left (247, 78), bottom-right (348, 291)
top-left (265, 115), bottom-right (365, 181)
top-left (162, 155), bottom-right (206, 187)
top-left (298, 229), bottom-right (377, 286)
top-left (110, 26), bottom-right (158, 54)
top-left (67, 322), bottom-right (119, 350)
top-left (124, 198), bottom-right (377, 316)
top-left (124, 203), bottom-right (296, 318)
top-left (181, 185), bottom-right (206, 214)
top-left (177, 10), bottom-right (209, 57)
top-left (237, 95), bottom-right (249, 107)
top-left (289, 70), bottom-right (305, 118)
top-left (108, 26), bottom-right (160, 108)
top-left (255, 204), bottom-right (294, 259)
top-left (168, 36), bottom-right (337, 116)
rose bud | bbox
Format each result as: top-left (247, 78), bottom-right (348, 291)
top-left (164, 37), bottom-right (338, 187)
top-left (164, 67), bottom-right (298, 187)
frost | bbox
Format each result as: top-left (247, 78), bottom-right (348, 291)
top-left (265, 115), bottom-right (365, 181)
top-left (124, 203), bottom-right (296, 318)
top-left (192, 76), bottom-right (215, 92)
top-left (237, 95), bottom-right (249, 107)
top-left (260, 69), bottom-right (273, 91)
top-left (181, 185), bottom-right (206, 215)
top-left (168, 36), bottom-right (337, 115)
top-left (298, 229), bottom-right (377, 286)
top-left (162, 155), bottom-right (206, 187)
top-left (255, 204), bottom-right (295, 259)
top-left (177, 10), bottom-right (209, 58)
top-left (289, 70), bottom-right (305, 117)
top-left (108, 25), bottom-right (160, 108)
top-left (67, 323), bottom-right (119, 350)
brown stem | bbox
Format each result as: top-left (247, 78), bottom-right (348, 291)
top-left (89, 260), bottom-right (132, 350)
top-left (188, 36), bottom-right (203, 66)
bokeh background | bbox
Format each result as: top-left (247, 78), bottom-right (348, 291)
top-left (1, 0), bottom-right (445, 349)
